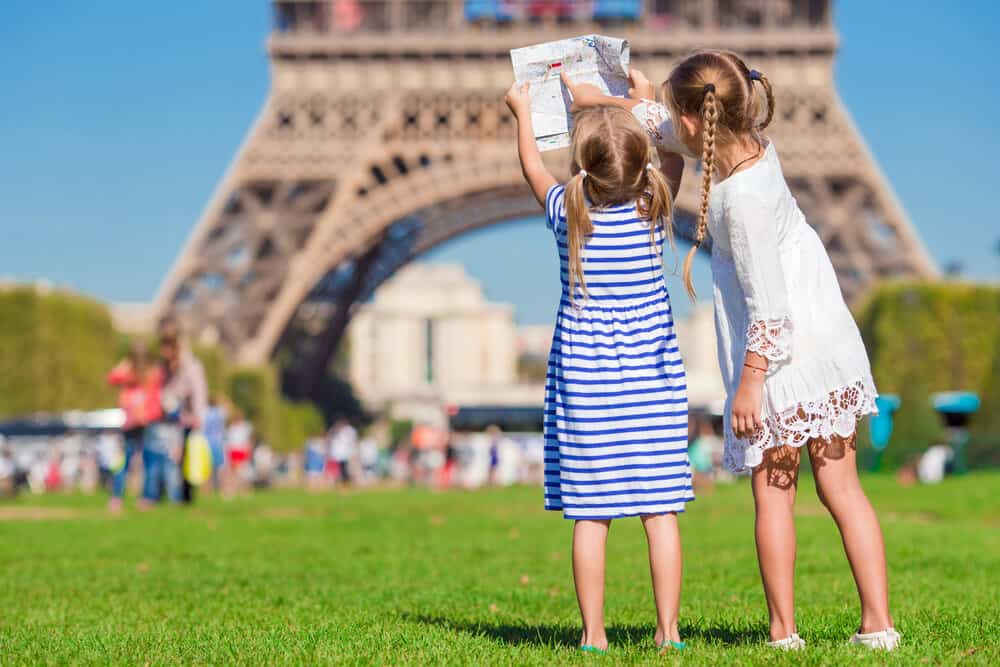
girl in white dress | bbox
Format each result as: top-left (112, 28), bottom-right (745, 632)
top-left (565, 52), bottom-right (899, 651)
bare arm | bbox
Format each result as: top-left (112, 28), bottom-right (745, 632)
top-left (561, 68), bottom-right (656, 112)
top-left (505, 81), bottom-right (557, 206)
top-left (562, 69), bottom-right (685, 199)
top-left (657, 148), bottom-right (684, 201)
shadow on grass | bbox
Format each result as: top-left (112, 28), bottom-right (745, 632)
top-left (405, 613), bottom-right (766, 648)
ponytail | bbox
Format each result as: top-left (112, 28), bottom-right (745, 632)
top-left (752, 71), bottom-right (775, 130)
top-left (641, 159), bottom-right (675, 252)
top-left (682, 87), bottom-right (720, 301)
top-left (564, 170), bottom-right (593, 302)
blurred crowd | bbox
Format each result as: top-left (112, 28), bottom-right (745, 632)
top-left (0, 421), bottom-right (549, 499)
top-left (274, 0), bottom-right (646, 34)
top-left (303, 421), bottom-right (546, 490)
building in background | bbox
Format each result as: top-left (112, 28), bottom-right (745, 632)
top-left (348, 262), bottom-right (726, 425)
top-left (672, 303), bottom-right (726, 410)
top-left (348, 263), bottom-right (542, 425)
top-left (109, 302), bottom-right (156, 336)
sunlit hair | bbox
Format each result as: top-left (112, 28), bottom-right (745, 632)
top-left (565, 106), bottom-right (674, 301)
top-left (128, 339), bottom-right (151, 380)
top-left (662, 50), bottom-right (774, 300)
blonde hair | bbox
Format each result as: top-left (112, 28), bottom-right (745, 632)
top-left (663, 50), bottom-right (775, 299)
top-left (564, 106), bottom-right (674, 301)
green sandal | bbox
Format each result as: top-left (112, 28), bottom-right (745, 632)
top-left (658, 640), bottom-right (687, 653)
top-left (580, 645), bottom-right (608, 655)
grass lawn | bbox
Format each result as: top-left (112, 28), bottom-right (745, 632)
top-left (1, 473), bottom-right (998, 665)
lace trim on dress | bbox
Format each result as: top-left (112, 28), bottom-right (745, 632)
top-left (723, 376), bottom-right (879, 473)
top-left (631, 100), bottom-right (693, 157)
top-left (746, 317), bottom-right (793, 363)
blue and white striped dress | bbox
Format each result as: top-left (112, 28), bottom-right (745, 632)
top-left (543, 184), bottom-right (694, 520)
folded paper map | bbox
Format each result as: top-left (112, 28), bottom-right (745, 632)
top-left (510, 34), bottom-right (630, 151)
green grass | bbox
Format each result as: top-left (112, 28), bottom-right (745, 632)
top-left (1, 473), bottom-right (998, 665)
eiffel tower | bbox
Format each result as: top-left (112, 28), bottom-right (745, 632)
top-left (152, 0), bottom-right (936, 400)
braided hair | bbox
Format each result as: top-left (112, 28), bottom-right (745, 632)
top-left (663, 50), bottom-right (776, 300)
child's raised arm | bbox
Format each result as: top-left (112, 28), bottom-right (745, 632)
top-left (505, 81), bottom-right (557, 206)
top-left (560, 69), bottom-right (654, 111)
top-left (657, 150), bottom-right (684, 201)
top-left (561, 70), bottom-right (688, 194)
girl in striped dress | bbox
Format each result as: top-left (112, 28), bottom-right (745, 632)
top-left (505, 82), bottom-right (693, 655)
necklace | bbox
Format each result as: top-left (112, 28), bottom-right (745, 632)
top-left (726, 144), bottom-right (763, 179)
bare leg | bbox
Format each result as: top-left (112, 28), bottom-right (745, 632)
top-left (573, 519), bottom-right (611, 650)
top-left (641, 513), bottom-right (682, 645)
top-left (808, 433), bottom-right (894, 633)
top-left (751, 445), bottom-right (800, 641)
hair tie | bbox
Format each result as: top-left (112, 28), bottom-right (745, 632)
top-left (578, 169), bottom-right (588, 179)
top-left (749, 70), bottom-right (763, 82)
top-left (702, 83), bottom-right (715, 95)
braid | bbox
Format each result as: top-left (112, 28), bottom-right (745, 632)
top-left (682, 89), bottom-right (719, 300)
top-left (755, 73), bottom-right (775, 130)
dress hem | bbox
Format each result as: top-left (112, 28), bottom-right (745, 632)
top-left (544, 500), bottom-right (694, 521)
top-left (723, 375), bottom-right (878, 473)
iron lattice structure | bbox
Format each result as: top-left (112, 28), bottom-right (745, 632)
top-left (153, 0), bottom-right (936, 399)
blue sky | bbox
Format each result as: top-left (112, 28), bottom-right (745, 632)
top-left (1, 1), bottom-right (997, 324)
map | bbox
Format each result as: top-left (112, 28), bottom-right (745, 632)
top-left (510, 35), bottom-right (630, 151)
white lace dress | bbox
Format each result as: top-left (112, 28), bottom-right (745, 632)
top-left (633, 102), bottom-right (878, 472)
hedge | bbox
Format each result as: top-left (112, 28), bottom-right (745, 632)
top-left (856, 281), bottom-right (1000, 467)
top-left (0, 287), bottom-right (118, 418)
top-left (0, 286), bottom-right (327, 453)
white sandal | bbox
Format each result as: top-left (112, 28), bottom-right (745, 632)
top-left (850, 627), bottom-right (901, 650)
top-left (767, 633), bottom-right (805, 650)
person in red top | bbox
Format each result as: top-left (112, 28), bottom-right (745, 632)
top-left (107, 340), bottom-right (164, 512)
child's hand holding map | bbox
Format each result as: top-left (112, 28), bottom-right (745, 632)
top-left (510, 35), bottom-right (631, 151)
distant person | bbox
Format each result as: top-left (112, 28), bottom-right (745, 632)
top-left (332, 0), bottom-right (363, 31)
top-left (593, 0), bottom-right (641, 21)
top-left (78, 440), bottom-right (100, 493)
top-left (107, 340), bottom-right (164, 512)
top-left (459, 431), bottom-right (492, 489)
top-left (527, 0), bottom-right (574, 21)
top-left (506, 79), bottom-right (692, 655)
top-left (158, 319), bottom-right (208, 505)
top-left (328, 419), bottom-right (358, 486)
top-left (95, 431), bottom-right (122, 490)
top-left (917, 445), bottom-right (953, 484)
top-left (358, 432), bottom-right (380, 486)
top-left (304, 433), bottom-right (328, 490)
top-left (465, 0), bottom-right (514, 23)
top-left (224, 409), bottom-right (253, 495)
top-left (390, 441), bottom-right (413, 485)
top-left (567, 52), bottom-right (898, 650)
top-left (252, 442), bottom-right (275, 488)
top-left (28, 453), bottom-right (47, 494)
top-left (0, 447), bottom-right (16, 497)
top-left (203, 395), bottom-right (229, 493)
top-left (688, 417), bottom-right (723, 491)
top-left (44, 449), bottom-right (63, 491)
top-left (489, 426), bottom-right (522, 487)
